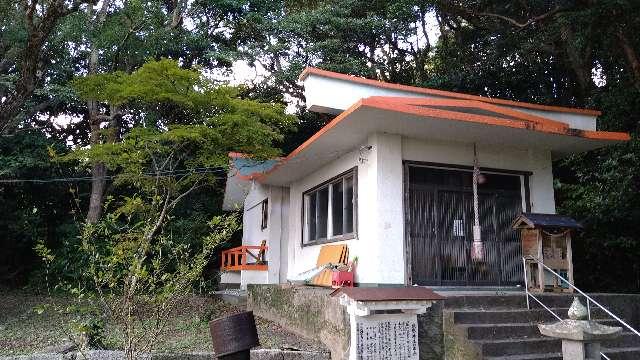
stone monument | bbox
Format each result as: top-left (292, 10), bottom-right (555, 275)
top-left (331, 287), bottom-right (444, 360)
top-left (538, 297), bottom-right (622, 360)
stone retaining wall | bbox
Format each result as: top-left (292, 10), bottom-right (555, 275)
top-left (247, 285), bottom-right (350, 360)
top-left (246, 284), bottom-right (445, 360)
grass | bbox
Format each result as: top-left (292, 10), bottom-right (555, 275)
top-left (0, 291), bottom-right (324, 356)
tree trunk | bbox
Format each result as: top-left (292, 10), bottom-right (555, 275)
top-left (85, 1), bottom-right (112, 224)
top-left (616, 30), bottom-right (640, 90)
top-left (557, 24), bottom-right (593, 105)
top-left (87, 162), bottom-right (106, 223)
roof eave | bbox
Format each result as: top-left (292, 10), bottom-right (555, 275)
top-left (300, 67), bottom-right (603, 116)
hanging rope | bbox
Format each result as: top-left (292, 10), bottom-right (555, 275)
top-left (471, 143), bottom-right (484, 261)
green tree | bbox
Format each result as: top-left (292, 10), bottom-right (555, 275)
top-left (43, 59), bottom-right (294, 357)
top-left (0, 0), bottom-right (94, 132)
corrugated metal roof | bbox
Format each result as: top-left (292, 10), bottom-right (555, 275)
top-left (231, 156), bottom-right (280, 177)
top-left (512, 213), bottom-right (583, 229)
top-left (330, 287), bottom-right (445, 301)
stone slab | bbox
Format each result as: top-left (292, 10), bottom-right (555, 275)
top-left (538, 320), bottom-right (622, 341)
top-left (0, 349), bottom-right (329, 360)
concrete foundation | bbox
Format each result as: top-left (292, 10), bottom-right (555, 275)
top-left (247, 284), bottom-right (445, 360)
top-left (247, 285), bottom-right (350, 360)
top-left (247, 285), bottom-right (640, 360)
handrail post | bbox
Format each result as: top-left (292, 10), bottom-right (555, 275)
top-left (586, 297), bottom-right (591, 320)
top-left (522, 256), bottom-right (530, 310)
top-left (522, 256), bottom-right (640, 339)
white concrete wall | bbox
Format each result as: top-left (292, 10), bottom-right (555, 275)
top-left (265, 186), bottom-right (284, 284)
top-left (279, 190), bottom-right (290, 283)
top-left (284, 133), bottom-right (557, 286)
top-left (220, 271), bottom-right (240, 284)
top-left (286, 146), bottom-right (365, 283)
top-left (401, 137), bottom-right (555, 213)
top-left (223, 181), bottom-right (289, 289)
top-left (285, 133), bottom-right (406, 285)
top-left (304, 74), bottom-right (597, 131)
top-left (240, 270), bottom-right (268, 290)
top-left (243, 181), bottom-right (270, 247)
top-left (365, 133), bottom-right (405, 284)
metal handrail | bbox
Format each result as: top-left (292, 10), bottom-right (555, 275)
top-left (523, 256), bottom-right (640, 360)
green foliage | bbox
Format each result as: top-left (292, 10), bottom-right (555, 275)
top-left (71, 59), bottom-right (295, 159)
top-left (0, 130), bottom-right (80, 286)
top-left (36, 57), bottom-right (293, 356)
top-left (53, 210), bottom-right (240, 358)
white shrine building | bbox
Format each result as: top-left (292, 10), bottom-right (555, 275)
top-left (221, 67), bottom-right (629, 290)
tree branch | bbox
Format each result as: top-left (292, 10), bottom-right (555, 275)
top-left (476, 5), bottom-right (574, 29)
top-left (616, 29), bottom-right (640, 90)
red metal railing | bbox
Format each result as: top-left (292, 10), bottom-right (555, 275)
top-left (221, 245), bottom-right (268, 271)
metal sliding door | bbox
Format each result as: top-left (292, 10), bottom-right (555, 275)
top-left (407, 165), bottom-right (524, 286)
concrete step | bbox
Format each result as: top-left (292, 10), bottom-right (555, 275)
top-left (602, 346), bottom-right (640, 360)
top-left (604, 332), bottom-right (640, 348)
top-left (453, 308), bottom-right (568, 325)
top-left (452, 307), bottom-right (615, 325)
top-left (484, 353), bottom-right (562, 360)
top-left (466, 323), bottom-right (541, 340)
top-left (477, 337), bottom-right (560, 357)
top-left (444, 294), bottom-right (577, 311)
top-left (465, 320), bottom-right (632, 341)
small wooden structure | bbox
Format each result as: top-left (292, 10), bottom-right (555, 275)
top-left (512, 213), bottom-right (582, 293)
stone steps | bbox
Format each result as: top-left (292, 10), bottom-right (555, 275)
top-left (464, 319), bottom-right (623, 341)
top-left (602, 346), bottom-right (640, 360)
top-left (475, 333), bottom-right (640, 357)
top-left (444, 294), bottom-right (640, 359)
top-left (485, 347), bottom-right (640, 360)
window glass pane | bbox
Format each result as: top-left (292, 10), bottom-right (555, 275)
top-left (261, 199), bottom-right (268, 230)
top-left (332, 180), bottom-right (344, 236)
top-left (306, 193), bottom-right (316, 241)
top-left (345, 176), bottom-right (354, 233)
top-left (317, 187), bottom-right (329, 239)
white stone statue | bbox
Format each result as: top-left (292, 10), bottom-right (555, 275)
top-left (567, 297), bottom-right (588, 320)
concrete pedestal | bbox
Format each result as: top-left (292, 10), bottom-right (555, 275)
top-left (331, 287), bottom-right (444, 360)
top-left (538, 299), bottom-right (622, 360)
top-left (561, 340), bottom-right (600, 360)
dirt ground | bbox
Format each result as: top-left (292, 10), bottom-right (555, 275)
top-left (0, 291), bottom-right (326, 356)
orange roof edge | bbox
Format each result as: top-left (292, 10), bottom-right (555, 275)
top-left (252, 99), bottom-right (365, 182)
top-left (252, 95), bottom-right (628, 183)
top-left (228, 151), bottom-right (249, 158)
top-left (299, 67), bottom-right (602, 116)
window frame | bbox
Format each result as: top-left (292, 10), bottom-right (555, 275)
top-left (301, 167), bottom-right (358, 247)
top-left (260, 199), bottom-right (268, 230)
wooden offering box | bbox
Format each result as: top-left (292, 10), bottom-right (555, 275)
top-left (512, 213), bottom-right (583, 293)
